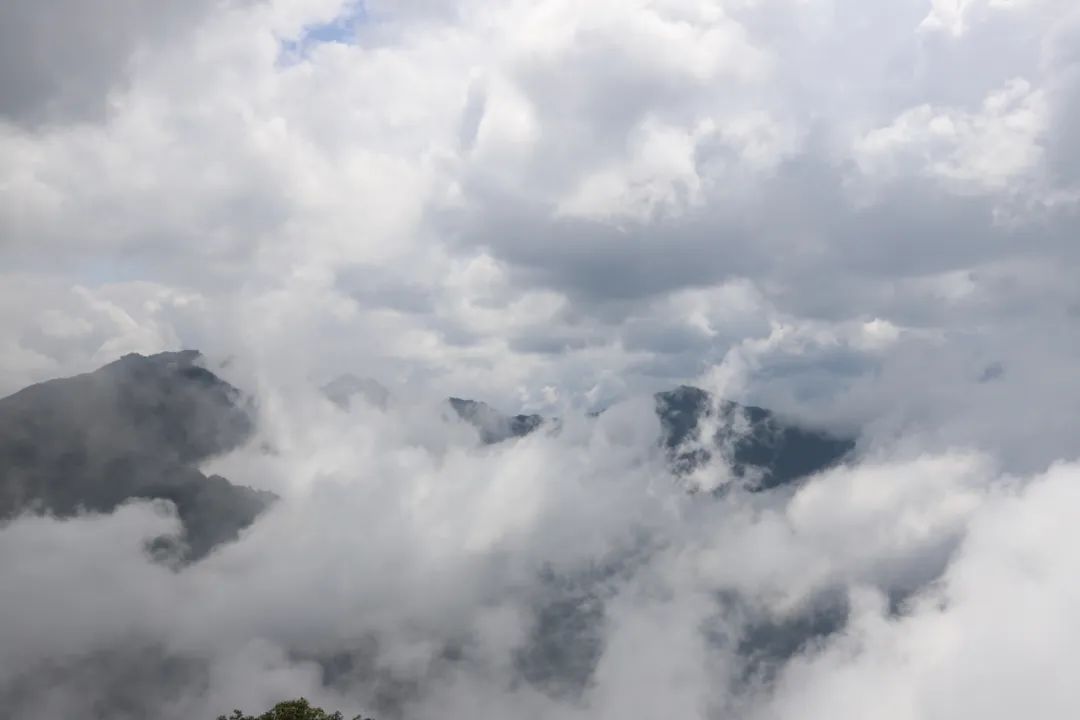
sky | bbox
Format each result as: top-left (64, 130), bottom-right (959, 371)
top-left (3, 0), bottom-right (1080, 718)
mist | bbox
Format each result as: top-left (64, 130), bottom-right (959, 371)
top-left (0, 378), bottom-right (1020, 718)
top-left (4, 0), bottom-right (1080, 718)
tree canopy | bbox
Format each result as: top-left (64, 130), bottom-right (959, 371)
top-left (217, 697), bottom-right (371, 720)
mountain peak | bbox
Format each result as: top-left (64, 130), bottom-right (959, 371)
top-left (0, 350), bottom-right (272, 562)
top-left (655, 386), bottom-right (854, 490)
top-left (448, 397), bottom-right (545, 444)
top-left (444, 384), bottom-right (855, 490)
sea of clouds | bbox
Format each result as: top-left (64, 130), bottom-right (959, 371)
top-left (3, 0), bottom-right (1080, 717)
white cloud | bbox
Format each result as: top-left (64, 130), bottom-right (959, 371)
top-left (854, 78), bottom-right (1048, 192)
top-left (4, 0), bottom-right (1080, 715)
top-left (758, 459), bottom-right (1080, 720)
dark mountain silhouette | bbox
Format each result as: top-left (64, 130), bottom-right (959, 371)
top-left (654, 385), bottom-right (855, 490)
top-left (1, 353), bottom-right (853, 566)
top-left (0, 351), bottom-right (274, 561)
top-left (447, 397), bottom-right (545, 444)
top-left (447, 385), bottom-right (855, 490)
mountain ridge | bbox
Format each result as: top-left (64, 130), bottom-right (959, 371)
top-left (442, 383), bottom-right (855, 490)
top-left (0, 352), bottom-right (857, 562)
top-left (0, 350), bottom-right (274, 561)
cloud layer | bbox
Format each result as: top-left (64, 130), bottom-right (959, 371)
top-left (3, 0), bottom-right (1080, 717)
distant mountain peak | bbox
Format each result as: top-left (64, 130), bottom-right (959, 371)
top-left (445, 384), bottom-right (855, 490)
top-left (654, 386), bottom-right (854, 490)
top-left (0, 350), bottom-right (273, 562)
top-left (448, 397), bottom-right (545, 444)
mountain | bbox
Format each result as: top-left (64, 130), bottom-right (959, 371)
top-left (655, 386), bottom-right (855, 490)
top-left (0, 351), bottom-right (274, 561)
top-left (447, 397), bottom-right (545, 444)
top-left (447, 386), bottom-right (854, 490)
top-left (0, 353), bottom-right (854, 565)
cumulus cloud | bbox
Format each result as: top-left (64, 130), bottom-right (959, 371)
top-left (0, 384), bottom-right (1062, 719)
top-left (0, 385), bottom-right (1005, 718)
top-left (0, 0), bottom-right (215, 125)
top-left (3, 0), bottom-right (1080, 717)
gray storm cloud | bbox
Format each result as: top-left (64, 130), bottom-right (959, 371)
top-left (3, 0), bottom-right (1080, 718)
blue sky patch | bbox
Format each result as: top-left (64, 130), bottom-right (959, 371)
top-left (278, 2), bottom-right (366, 64)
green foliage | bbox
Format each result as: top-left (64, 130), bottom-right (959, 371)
top-left (217, 697), bottom-right (372, 720)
